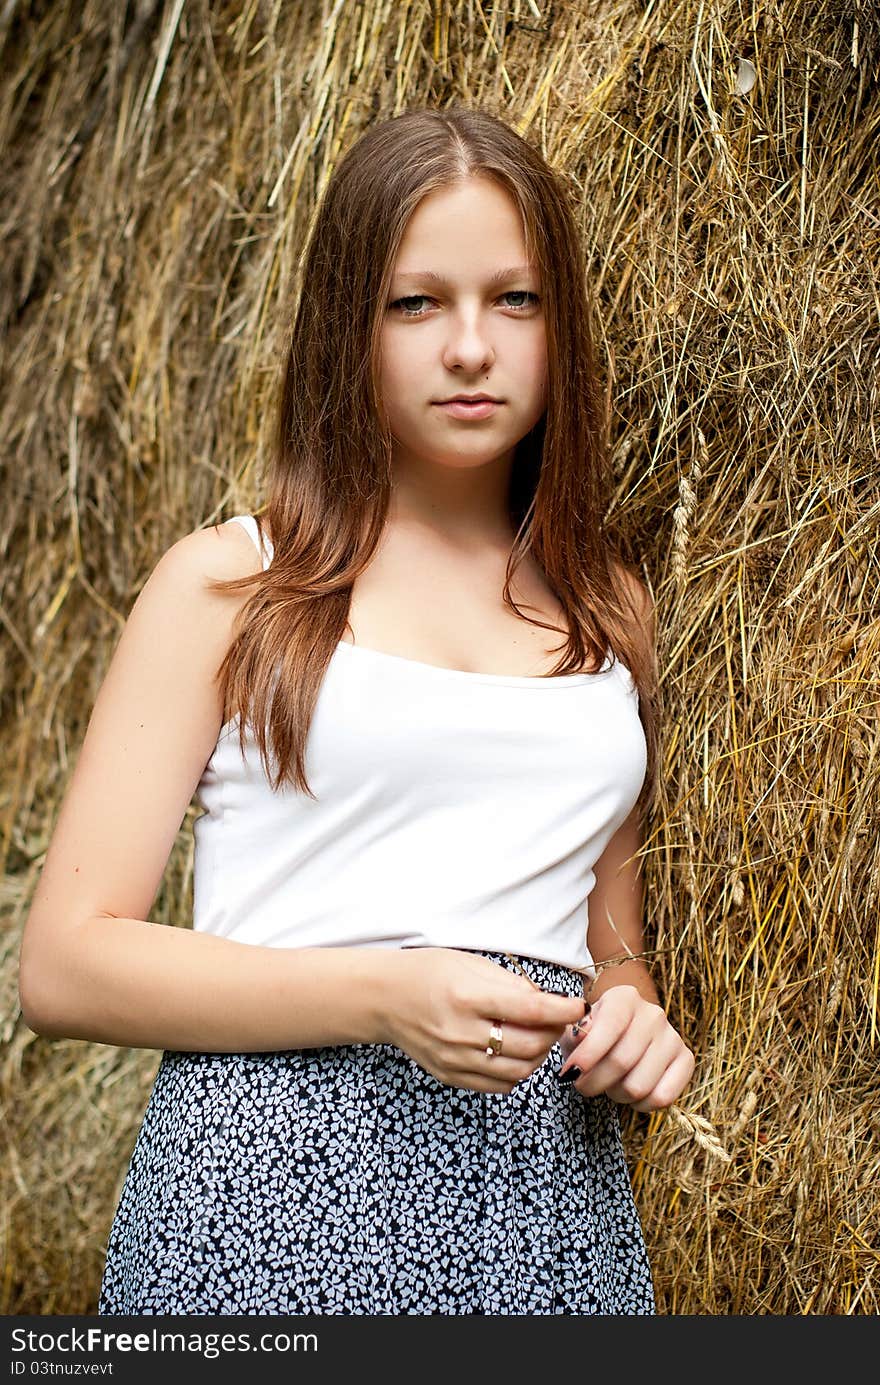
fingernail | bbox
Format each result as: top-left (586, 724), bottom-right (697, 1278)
top-left (571, 1004), bottom-right (592, 1038)
top-left (556, 1065), bottom-right (582, 1085)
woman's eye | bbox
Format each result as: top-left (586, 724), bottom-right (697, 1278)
top-left (502, 291), bottom-right (539, 309)
top-left (389, 295), bottom-right (432, 317)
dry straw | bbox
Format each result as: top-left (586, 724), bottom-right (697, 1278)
top-left (1, 0), bottom-right (878, 1314)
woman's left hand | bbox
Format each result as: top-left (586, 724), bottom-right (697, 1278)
top-left (557, 984), bottom-right (694, 1112)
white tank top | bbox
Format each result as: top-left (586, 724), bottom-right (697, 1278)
top-left (191, 514), bottom-right (647, 973)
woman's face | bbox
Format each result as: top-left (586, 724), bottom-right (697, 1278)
top-left (378, 176), bottom-right (548, 479)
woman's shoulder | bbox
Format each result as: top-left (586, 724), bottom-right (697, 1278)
top-left (611, 559), bottom-right (654, 622)
top-left (157, 517), bottom-right (267, 591)
top-left (609, 558), bottom-right (655, 658)
top-left (139, 520), bottom-right (267, 617)
top-left (129, 520), bottom-right (267, 660)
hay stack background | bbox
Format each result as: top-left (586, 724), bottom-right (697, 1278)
top-left (2, 0), bottom-right (877, 1315)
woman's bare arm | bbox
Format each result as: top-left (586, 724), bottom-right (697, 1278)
top-left (17, 523), bottom-right (397, 1052)
top-left (558, 568), bottom-right (695, 1110)
top-left (586, 564), bottom-right (659, 1000)
top-left (585, 803), bottom-right (659, 1004)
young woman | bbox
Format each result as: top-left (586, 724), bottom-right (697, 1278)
top-left (19, 105), bottom-right (694, 1315)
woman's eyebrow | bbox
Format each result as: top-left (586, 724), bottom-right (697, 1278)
top-left (393, 265), bottom-right (538, 287)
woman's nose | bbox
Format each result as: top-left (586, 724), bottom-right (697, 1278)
top-left (442, 312), bottom-right (495, 373)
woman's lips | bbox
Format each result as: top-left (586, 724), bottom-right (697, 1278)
top-left (433, 399), bottom-right (501, 420)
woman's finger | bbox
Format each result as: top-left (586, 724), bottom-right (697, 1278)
top-left (462, 1018), bottom-right (565, 1071)
top-left (559, 996), bottom-right (649, 1074)
top-left (628, 1048), bottom-right (696, 1113)
top-left (601, 1030), bottom-right (683, 1105)
top-left (568, 1027), bottom-right (654, 1098)
top-left (477, 985), bottom-right (585, 1032)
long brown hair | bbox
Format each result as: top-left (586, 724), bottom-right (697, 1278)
top-left (207, 105), bottom-right (659, 813)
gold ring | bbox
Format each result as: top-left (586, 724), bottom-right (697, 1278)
top-left (485, 1021), bottom-right (504, 1058)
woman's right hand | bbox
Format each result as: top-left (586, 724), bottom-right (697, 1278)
top-left (378, 947), bottom-right (587, 1094)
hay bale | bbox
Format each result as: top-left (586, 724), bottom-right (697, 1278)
top-left (1, 0), bottom-right (877, 1314)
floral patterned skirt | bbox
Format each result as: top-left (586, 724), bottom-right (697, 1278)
top-left (97, 949), bottom-right (654, 1315)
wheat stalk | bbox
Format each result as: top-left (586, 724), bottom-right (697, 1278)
top-left (664, 1104), bottom-right (731, 1163)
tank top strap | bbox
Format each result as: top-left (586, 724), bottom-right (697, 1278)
top-left (228, 513), bottom-right (274, 571)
